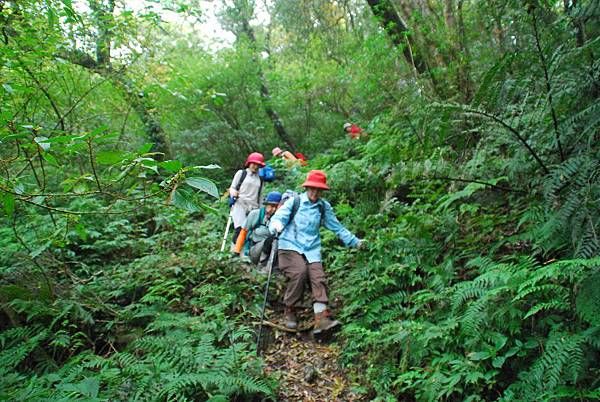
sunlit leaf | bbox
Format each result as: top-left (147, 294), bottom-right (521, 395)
top-left (159, 160), bottom-right (183, 173)
top-left (96, 150), bottom-right (130, 165)
top-left (193, 164), bottom-right (221, 170)
top-left (34, 136), bottom-right (51, 151)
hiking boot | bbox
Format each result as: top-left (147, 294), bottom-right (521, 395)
top-left (284, 306), bottom-right (298, 329)
top-left (313, 310), bottom-right (340, 334)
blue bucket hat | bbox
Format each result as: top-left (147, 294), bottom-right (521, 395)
top-left (264, 191), bottom-right (282, 205)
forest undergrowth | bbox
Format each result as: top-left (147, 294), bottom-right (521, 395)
top-left (2, 0), bottom-right (600, 401)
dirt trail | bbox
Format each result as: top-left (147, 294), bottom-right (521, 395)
top-left (260, 307), bottom-right (367, 401)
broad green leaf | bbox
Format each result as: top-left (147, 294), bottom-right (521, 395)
top-left (139, 158), bottom-right (159, 173)
top-left (193, 164), bottom-right (221, 170)
top-left (170, 188), bottom-right (199, 212)
top-left (80, 377), bottom-right (100, 397)
top-left (139, 158), bottom-right (158, 167)
top-left (75, 223), bottom-right (88, 241)
top-left (185, 177), bottom-right (219, 198)
top-left (159, 160), bottom-right (183, 173)
top-left (90, 125), bottom-right (109, 136)
top-left (96, 150), bottom-right (129, 165)
top-left (34, 136), bottom-right (51, 151)
top-left (492, 356), bottom-right (507, 368)
top-left (38, 135), bottom-right (81, 144)
top-left (3, 193), bottom-right (15, 216)
top-left (142, 164), bottom-right (159, 175)
top-left (468, 351), bottom-right (491, 361)
top-left (1, 133), bottom-right (29, 141)
top-left (136, 142), bottom-right (154, 154)
top-left (492, 333), bottom-right (508, 351)
top-left (42, 152), bottom-right (59, 166)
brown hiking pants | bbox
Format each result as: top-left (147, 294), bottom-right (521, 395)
top-left (278, 250), bottom-right (328, 307)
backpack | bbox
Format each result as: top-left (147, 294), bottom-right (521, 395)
top-left (246, 207), bottom-right (266, 245)
top-left (229, 169), bottom-right (264, 206)
top-left (258, 164), bottom-right (276, 182)
top-left (280, 190), bottom-right (325, 229)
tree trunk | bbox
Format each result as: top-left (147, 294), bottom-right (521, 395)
top-left (365, 0), bottom-right (428, 74)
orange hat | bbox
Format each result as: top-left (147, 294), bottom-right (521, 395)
top-left (301, 170), bottom-right (330, 190)
top-left (245, 152), bottom-right (265, 167)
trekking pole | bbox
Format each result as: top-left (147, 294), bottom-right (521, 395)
top-left (220, 214), bottom-right (232, 252)
top-left (256, 236), bottom-right (278, 355)
top-left (220, 196), bottom-right (236, 252)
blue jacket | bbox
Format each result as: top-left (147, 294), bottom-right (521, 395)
top-left (269, 192), bottom-right (359, 263)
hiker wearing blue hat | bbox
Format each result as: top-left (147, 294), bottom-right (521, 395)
top-left (234, 191), bottom-right (282, 269)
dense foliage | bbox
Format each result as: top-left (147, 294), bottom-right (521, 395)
top-left (1, 0), bottom-right (599, 400)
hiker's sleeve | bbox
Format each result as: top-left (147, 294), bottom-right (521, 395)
top-left (229, 170), bottom-right (242, 196)
top-left (322, 202), bottom-right (359, 247)
top-left (269, 197), bottom-right (293, 232)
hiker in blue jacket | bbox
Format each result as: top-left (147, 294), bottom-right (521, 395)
top-left (269, 170), bottom-right (364, 333)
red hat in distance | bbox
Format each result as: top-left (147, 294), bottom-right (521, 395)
top-left (301, 170), bottom-right (330, 190)
top-left (245, 152), bottom-right (266, 167)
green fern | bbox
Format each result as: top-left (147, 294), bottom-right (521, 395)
top-left (576, 271), bottom-right (600, 326)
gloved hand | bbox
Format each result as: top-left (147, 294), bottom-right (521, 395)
top-left (270, 220), bottom-right (284, 235)
top-left (357, 239), bottom-right (366, 249)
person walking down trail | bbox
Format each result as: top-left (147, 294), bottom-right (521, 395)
top-left (269, 170), bottom-right (364, 334)
top-left (234, 191), bottom-right (282, 271)
top-left (343, 122), bottom-right (367, 140)
top-left (229, 152), bottom-right (266, 249)
top-left (272, 147), bottom-right (302, 169)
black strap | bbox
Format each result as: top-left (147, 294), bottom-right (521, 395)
top-left (234, 169), bottom-right (247, 191)
top-left (258, 177), bottom-right (264, 203)
top-left (288, 195), bottom-right (301, 224)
